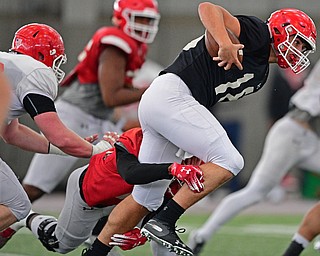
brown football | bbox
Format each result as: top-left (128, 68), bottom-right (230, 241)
top-left (205, 29), bottom-right (243, 63)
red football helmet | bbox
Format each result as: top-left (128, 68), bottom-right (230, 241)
top-left (113, 0), bottom-right (160, 44)
top-left (10, 23), bottom-right (67, 83)
top-left (267, 9), bottom-right (316, 74)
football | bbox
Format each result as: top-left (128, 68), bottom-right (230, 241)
top-left (205, 29), bottom-right (243, 63)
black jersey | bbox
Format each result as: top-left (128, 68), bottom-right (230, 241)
top-left (160, 16), bottom-right (271, 108)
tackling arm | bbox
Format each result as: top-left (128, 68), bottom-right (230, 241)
top-left (116, 143), bottom-right (204, 192)
top-left (2, 119), bottom-right (49, 153)
top-left (116, 143), bottom-right (172, 184)
top-left (34, 112), bottom-right (94, 157)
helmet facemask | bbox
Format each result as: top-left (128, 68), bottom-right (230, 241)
top-left (277, 25), bottom-right (315, 74)
top-left (267, 8), bottom-right (317, 74)
top-left (52, 54), bottom-right (67, 83)
top-left (122, 8), bottom-right (160, 43)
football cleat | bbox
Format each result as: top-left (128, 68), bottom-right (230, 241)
top-left (188, 230), bottom-right (206, 255)
top-left (141, 218), bottom-right (193, 256)
top-left (0, 227), bottom-right (16, 248)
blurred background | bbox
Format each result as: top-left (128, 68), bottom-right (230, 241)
top-left (0, 0), bottom-right (319, 199)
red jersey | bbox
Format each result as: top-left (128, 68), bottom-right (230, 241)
top-left (62, 27), bottom-right (148, 86)
top-left (82, 128), bottom-right (143, 207)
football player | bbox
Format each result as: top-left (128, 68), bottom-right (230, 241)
top-left (22, 0), bottom-right (161, 204)
top-left (2, 128), bottom-right (203, 256)
top-left (188, 59), bottom-right (320, 256)
top-left (0, 63), bottom-right (10, 134)
top-left (0, 62), bottom-right (22, 232)
top-left (0, 23), bottom-right (113, 241)
top-left (283, 202), bottom-right (320, 256)
top-left (98, 3), bottom-right (317, 256)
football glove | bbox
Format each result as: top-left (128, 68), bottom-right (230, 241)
top-left (91, 131), bottom-right (120, 155)
top-left (169, 162), bottom-right (204, 193)
top-left (109, 227), bottom-right (147, 251)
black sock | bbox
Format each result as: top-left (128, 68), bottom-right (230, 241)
top-left (155, 199), bottom-right (185, 227)
top-left (92, 216), bottom-right (108, 236)
top-left (26, 213), bottom-right (39, 229)
top-left (84, 238), bottom-right (112, 256)
top-left (283, 241), bottom-right (304, 256)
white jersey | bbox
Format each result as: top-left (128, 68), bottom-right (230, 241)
top-left (0, 51), bottom-right (58, 123)
top-left (290, 59), bottom-right (320, 117)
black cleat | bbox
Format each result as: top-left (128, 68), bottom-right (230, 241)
top-left (141, 218), bottom-right (193, 256)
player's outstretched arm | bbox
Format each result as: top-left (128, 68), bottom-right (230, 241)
top-left (116, 143), bottom-right (204, 192)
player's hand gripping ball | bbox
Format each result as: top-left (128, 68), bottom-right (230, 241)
top-left (205, 29), bottom-right (244, 70)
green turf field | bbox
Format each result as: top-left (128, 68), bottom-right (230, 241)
top-left (0, 213), bottom-right (318, 256)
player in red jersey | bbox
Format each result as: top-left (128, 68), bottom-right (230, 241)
top-left (22, 0), bottom-right (161, 203)
top-left (5, 128), bottom-right (203, 256)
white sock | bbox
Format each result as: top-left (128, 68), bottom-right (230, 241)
top-left (293, 233), bottom-right (310, 248)
top-left (29, 215), bottom-right (57, 238)
top-left (10, 209), bottom-right (35, 231)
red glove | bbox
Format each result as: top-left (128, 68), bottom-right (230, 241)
top-left (109, 227), bottom-right (147, 251)
top-left (169, 162), bottom-right (204, 193)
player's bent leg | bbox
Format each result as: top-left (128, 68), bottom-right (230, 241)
top-left (0, 160), bottom-right (31, 226)
top-left (23, 152), bottom-right (78, 203)
top-left (27, 213), bottom-right (59, 252)
top-left (100, 195), bottom-right (150, 246)
top-left (0, 160), bottom-right (31, 247)
top-left (283, 203), bottom-right (320, 256)
top-left (22, 184), bottom-right (46, 203)
top-left (0, 205), bottom-right (18, 232)
top-left (299, 203), bottom-right (320, 239)
top-left (0, 205), bottom-right (18, 248)
top-left (142, 163), bottom-right (233, 256)
top-left (54, 167), bottom-right (109, 253)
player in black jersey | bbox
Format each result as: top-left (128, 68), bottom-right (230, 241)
top-left (85, 3), bottom-right (317, 256)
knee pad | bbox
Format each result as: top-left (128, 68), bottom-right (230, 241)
top-left (38, 218), bottom-right (59, 252)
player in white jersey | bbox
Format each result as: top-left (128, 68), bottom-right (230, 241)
top-left (0, 62), bottom-right (24, 232)
top-left (1, 24), bottom-right (110, 157)
top-left (0, 63), bottom-right (10, 134)
top-left (188, 58), bottom-right (320, 255)
top-left (0, 23), bottom-right (113, 241)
